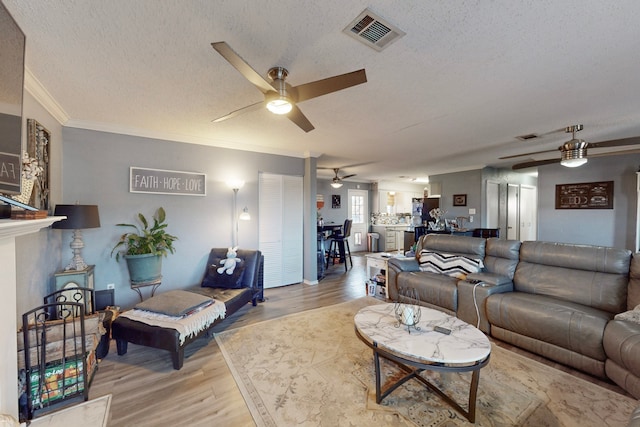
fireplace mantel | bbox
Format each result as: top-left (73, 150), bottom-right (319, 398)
top-left (0, 216), bottom-right (64, 419)
top-left (0, 217), bottom-right (65, 240)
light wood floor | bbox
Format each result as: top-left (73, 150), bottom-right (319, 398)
top-left (89, 254), bottom-right (629, 426)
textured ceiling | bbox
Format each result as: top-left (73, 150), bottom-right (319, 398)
top-left (4, 0), bottom-right (640, 182)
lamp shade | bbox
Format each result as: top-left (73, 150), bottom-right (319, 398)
top-left (52, 205), bottom-right (101, 229)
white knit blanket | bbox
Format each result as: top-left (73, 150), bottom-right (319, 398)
top-left (119, 300), bottom-right (226, 345)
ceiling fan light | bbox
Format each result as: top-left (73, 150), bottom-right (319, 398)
top-left (561, 139), bottom-right (588, 167)
top-left (561, 158), bottom-right (588, 167)
top-left (330, 181), bottom-right (343, 189)
top-left (266, 97), bottom-right (293, 115)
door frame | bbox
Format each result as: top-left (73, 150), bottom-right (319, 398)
top-left (347, 189), bottom-right (368, 252)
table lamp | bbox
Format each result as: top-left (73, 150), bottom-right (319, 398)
top-left (52, 204), bottom-right (101, 271)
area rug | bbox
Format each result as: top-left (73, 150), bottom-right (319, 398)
top-left (215, 297), bottom-right (637, 426)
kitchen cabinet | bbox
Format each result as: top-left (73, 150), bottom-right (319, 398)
top-left (377, 190), bottom-right (424, 214)
top-left (372, 225), bottom-right (406, 252)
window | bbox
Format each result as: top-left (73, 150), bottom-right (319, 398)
top-left (351, 195), bottom-right (364, 224)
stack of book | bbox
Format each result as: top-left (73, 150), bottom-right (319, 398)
top-left (11, 210), bottom-right (48, 219)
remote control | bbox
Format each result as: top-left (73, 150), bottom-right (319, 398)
top-left (434, 326), bottom-right (451, 335)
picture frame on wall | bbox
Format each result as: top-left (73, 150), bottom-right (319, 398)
top-left (26, 119), bottom-right (51, 211)
top-left (332, 194), bottom-right (341, 208)
top-left (453, 194), bottom-right (467, 206)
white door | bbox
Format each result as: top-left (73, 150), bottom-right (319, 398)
top-left (486, 181), bottom-right (500, 228)
top-left (507, 184), bottom-right (519, 240)
top-left (348, 189), bottom-right (368, 252)
top-left (259, 173), bottom-right (303, 288)
top-left (520, 185), bottom-right (537, 241)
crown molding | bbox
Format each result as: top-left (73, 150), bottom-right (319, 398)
top-left (24, 68), bottom-right (69, 124)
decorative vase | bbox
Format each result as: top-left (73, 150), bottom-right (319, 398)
top-left (436, 218), bottom-right (446, 230)
top-left (11, 179), bottom-right (34, 205)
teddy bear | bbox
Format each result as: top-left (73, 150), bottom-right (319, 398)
top-left (217, 246), bottom-right (241, 275)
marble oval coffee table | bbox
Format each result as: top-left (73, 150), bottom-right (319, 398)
top-left (354, 303), bottom-right (491, 423)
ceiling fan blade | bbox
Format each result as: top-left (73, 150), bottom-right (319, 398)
top-left (499, 148), bottom-right (559, 160)
top-left (287, 105), bottom-right (314, 132)
top-left (589, 147), bottom-right (640, 158)
top-left (212, 101), bottom-right (264, 123)
top-left (292, 69), bottom-right (367, 103)
top-left (589, 136), bottom-right (640, 149)
top-left (211, 42), bottom-right (275, 94)
top-left (341, 174), bottom-right (357, 179)
top-left (512, 158), bottom-right (561, 170)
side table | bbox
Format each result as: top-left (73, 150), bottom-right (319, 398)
top-left (365, 253), bottom-right (412, 299)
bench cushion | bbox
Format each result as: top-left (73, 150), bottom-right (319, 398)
top-left (135, 290), bottom-right (213, 317)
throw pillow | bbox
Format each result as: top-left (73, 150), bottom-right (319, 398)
top-left (201, 257), bottom-right (246, 289)
top-left (418, 250), bottom-right (484, 280)
top-left (135, 290), bottom-right (214, 317)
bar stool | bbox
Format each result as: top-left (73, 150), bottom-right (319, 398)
top-left (326, 219), bottom-right (353, 271)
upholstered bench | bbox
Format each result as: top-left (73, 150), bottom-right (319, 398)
top-left (112, 248), bottom-right (263, 369)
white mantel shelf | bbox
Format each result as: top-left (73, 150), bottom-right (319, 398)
top-left (0, 215), bottom-right (64, 420)
top-left (0, 216), bottom-right (66, 239)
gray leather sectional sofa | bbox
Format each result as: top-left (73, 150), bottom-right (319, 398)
top-left (388, 234), bottom-right (640, 399)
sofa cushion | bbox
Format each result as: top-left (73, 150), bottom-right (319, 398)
top-left (418, 234), bottom-right (486, 258)
top-left (514, 241), bottom-right (631, 314)
top-left (418, 250), bottom-right (483, 280)
top-left (486, 292), bottom-right (612, 361)
top-left (201, 258), bottom-right (246, 289)
top-left (397, 271), bottom-right (458, 312)
top-left (604, 320), bottom-right (640, 379)
top-left (483, 238), bottom-right (521, 279)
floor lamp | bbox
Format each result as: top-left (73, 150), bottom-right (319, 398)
top-left (227, 180), bottom-right (245, 247)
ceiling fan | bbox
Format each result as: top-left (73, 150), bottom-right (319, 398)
top-left (325, 168), bottom-right (356, 188)
top-left (210, 41), bottom-right (367, 133)
top-left (502, 125), bottom-right (640, 170)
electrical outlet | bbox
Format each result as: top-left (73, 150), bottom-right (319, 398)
top-left (468, 208), bottom-right (476, 215)
top-left (106, 283), bottom-right (115, 290)
top-left (469, 215), bottom-right (474, 223)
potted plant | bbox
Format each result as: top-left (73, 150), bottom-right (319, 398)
top-left (111, 207), bottom-right (178, 284)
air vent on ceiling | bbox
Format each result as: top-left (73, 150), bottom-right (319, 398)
top-left (515, 133), bottom-right (539, 141)
top-left (343, 9), bottom-right (405, 52)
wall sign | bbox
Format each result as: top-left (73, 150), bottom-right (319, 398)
top-left (129, 167), bottom-right (206, 196)
top-left (555, 181), bottom-right (613, 209)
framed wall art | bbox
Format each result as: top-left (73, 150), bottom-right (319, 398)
top-left (25, 119), bottom-right (50, 211)
top-left (555, 181), bottom-right (613, 209)
top-left (332, 194), bottom-right (341, 208)
top-left (453, 194), bottom-right (467, 206)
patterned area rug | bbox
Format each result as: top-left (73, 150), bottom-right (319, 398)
top-left (215, 297), bottom-right (637, 426)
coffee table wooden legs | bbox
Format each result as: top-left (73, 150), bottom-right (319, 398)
top-left (372, 342), bottom-right (489, 423)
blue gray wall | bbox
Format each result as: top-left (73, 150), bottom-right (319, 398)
top-left (60, 127), bottom-right (305, 309)
top-left (537, 155), bottom-right (639, 249)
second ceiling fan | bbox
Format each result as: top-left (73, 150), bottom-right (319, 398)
top-left (326, 168), bottom-right (356, 188)
top-left (211, 42), bottom-right (367, 133)
top-left (503, 125), bottom-right (640, 170)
